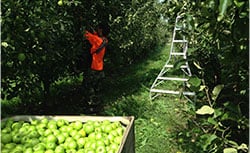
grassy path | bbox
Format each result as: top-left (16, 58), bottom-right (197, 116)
top-left (101, 46), bottom-right (189, 153)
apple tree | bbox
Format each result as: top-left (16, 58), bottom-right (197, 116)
top-left (1, 0), bottom-right (81, 107)
top-left (159, 0), bottom-right (249, 152)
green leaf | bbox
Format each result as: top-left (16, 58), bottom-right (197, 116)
top-left (214, 108), bottom-right (223, 118)
top-left (200, 134), bottom-right (217, 151)
top-left (233, 0), bottom-right (245, 8)
top-left (188, 76), bottom-right (201, 87)
top-left (196, 105), bottom-right (214, 115)
top-left (212, 84), bottom-right (224, 101)
top-left (207, 117), bottom-right (217, 125)
top-left (237, 143), bottom-right (248, 151)
top-left (217, 0), bottom-right (232, 21)
top-left (223, 148), bottom-right (237, 153)
top-left (228, 140), bottom-right (239, 148)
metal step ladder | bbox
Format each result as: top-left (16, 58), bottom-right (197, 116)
top-left (150, 15), bottom-right (195, 100)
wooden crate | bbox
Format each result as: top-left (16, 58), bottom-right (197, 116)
top-left (2, 115), bottom-right (135, 153)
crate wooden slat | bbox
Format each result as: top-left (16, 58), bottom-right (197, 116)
top-left (2, 115), bottom-right (135, 153)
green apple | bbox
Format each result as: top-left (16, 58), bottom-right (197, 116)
top-left (110, 121), bottom-right (121, 129)
top-left (116, 127), bottom-right (124, 136)
top-left (96, 145), bottom-right (106, 153)
top-left (57, 0), bottom-right (63, 6)
top-left (31, 119), bottom-right (39, 125)
top-left (88, 132), bottom-right (96, 140)
top-left (103, 125), bottom-right (113, 134)
top-left (69, 129), bottom-right (78, 137)
top-left (47, 121), bottom-right (57, 129)
top-left (84, 148), bottom-right (95, 153)
top-left (1, 133), bottom-right (12, 144)
top-left (46, 134), bottom-right (57, 143)
top-left (95, 132), bottom-right (103, 140)
top-left (17, 53), bottom-right (26, 61)
top-left (1, 149), bottom-right (11, 153)
top-left (2, 127), bottom-right (11, 133)
top-left (56, 119), bottom-right (66, 127)
top-left (12, 133), bottom-right (22, 143)
top-left (33, 143), bottom-right (46, 152)
top-left (34, 150), bottom-right (45, 153)
top-left (21, 136), bottom-right (30, 144)
top-left (37, 123), bottom-right (47, 130)
top-left (66, 125), bottom-right (73, 132)
top-left (67, 139), bottom-right (78, 150)
top-left (37, 127), bottom-right (46, 135)
top-left (26, 138), bottom-right (40, 146)
top-left (52, 129), bottom-right (60, 136)
top-left (78, 129), bottom-right (86, 137)
top-left (27, 125), bottom-right (36, 132)
top-left (95, 126), bottom-right (102, 133)
top-left (22, 122), bottom-right (30, 127)
top-left (77, 137), bottom-right (87, 149)
top-left (59, 125), bottom-right (68, 132)
top-left (90, 141), bottom-right (97, 150)
top-left (103, 137), bottom-right (110, 146)
top-left (57, 134), bottom-right (66, 144)
top-left (83, 124), bottom-right (94, 134)
top-left (84, 141), bottom-right (92, 148)
top-left (18, 126), bottom-right (29, 136)
top-left (4, 143), bottom-right (16, 150)
top-left (76, 149), bottom-right (85, 153)
top-left (45, 149), bottom-right (54, 153)
top-left (24, 147), bottom-right (33, 153)
top-left (109, 143), bottom-right (119, 152)
top-left (107, 134), bottom-right (115, 143)
top-left (86, 120), bottom-right (94, 125)
top-left (39, 136), bottom-right (46, 142)
top-left (102, 120), bottom-right (111, 125)
top-left (29, 130), bottom-right (40, 138)
top-left (45, 142), bottom-right (57, 150)
top-left (44, 129), bottom-right (52, 136)
top-left (96, 140), bottom-right (105, 147)
top-left (65, 137), bottom-right (74, 143)
top-left (54, 146), bottom-right (65, 153)
top-left (114, 136), bottom-right (123, 145)
top-left (62, 131), bottom-right (69, 138)
top-left (109, 130), bottom-right (118, 137)
top-left (93, 121), bottom-right (101, 127)
top-left (73, 121), bottom-right (83, 130)
top-left (73, 133), bottom-right (81, 140)
top-left (41, 118), bottom-right (49, 125)
top-left (106, 149), bottom-right (116, 153)
top-left (11, 122), bottom-right (23, 130)
top-left (66, 149), bottom-right (77, 153)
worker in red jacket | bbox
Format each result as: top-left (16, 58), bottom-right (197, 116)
top-left (84, 26), bottom-right (108, 71)
top-left (82, 23), bottom-right (110, 111)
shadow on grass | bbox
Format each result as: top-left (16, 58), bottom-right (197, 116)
top-left (2, 45), bottom-right (170, 117)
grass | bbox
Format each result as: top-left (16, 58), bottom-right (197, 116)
top-left (100, 45), bottom-right (189, 153)
top-left (2, 45), bottom-right (190, 153)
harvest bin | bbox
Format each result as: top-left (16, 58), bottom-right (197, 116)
top-left (2, 115), bottom-right (135, 153)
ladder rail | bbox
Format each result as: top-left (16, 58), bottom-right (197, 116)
top-left (150, 15), bottom-right (194, 100)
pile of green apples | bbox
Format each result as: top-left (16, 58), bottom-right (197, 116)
top-left (1, 118), bottom-right (126, 153)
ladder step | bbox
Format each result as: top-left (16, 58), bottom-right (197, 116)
top-left (173, 40), bottom-right (188, 43)
top-left (175, 27), bottom-right (182, 31)
top-left (157, 77), bottom-right (188, 81)
top-left (171, 52), bottom-right (185, 56)
top-left (150, 89), bottom-right (195, 96)
top-left (165, 64), bottom-right (188, 69)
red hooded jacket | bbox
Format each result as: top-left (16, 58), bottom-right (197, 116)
top-left (84, 31), bottom-right (108, 71)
